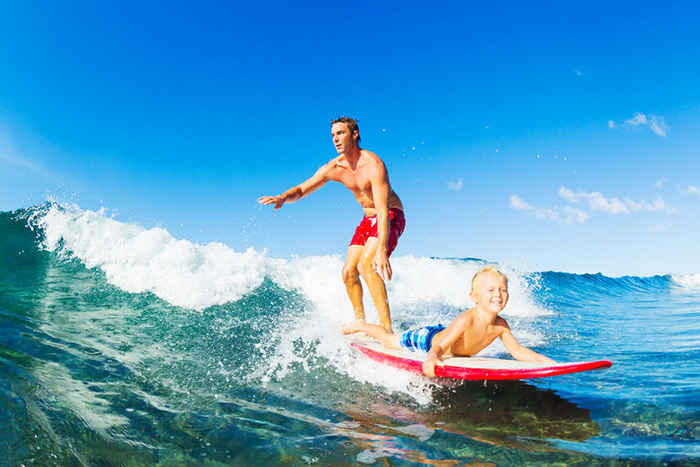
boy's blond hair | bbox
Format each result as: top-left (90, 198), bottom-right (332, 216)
top-left (471, 265), bottom-right (508, 291)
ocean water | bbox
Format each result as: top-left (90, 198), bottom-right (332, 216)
top-left (2, 203), bottom-right (700, 465)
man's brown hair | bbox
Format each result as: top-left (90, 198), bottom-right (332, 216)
top-left (331, 116), bottom-right (361, 143)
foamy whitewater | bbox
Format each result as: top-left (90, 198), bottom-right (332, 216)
top-left (3, 203), bottom-right (700, 465)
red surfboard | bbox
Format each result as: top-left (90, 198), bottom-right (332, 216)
top-left (351, 338), bottom-right (612, 380)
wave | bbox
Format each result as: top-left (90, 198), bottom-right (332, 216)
top-left (22, 203), bottom-right (549, 319)
top-left (0, 203), bottom-right (557, 402)
top-left (35, 203), bottom-right (267, 310)
top-left (3, 205), bottom-right (700, 463)
top-left (672, 273), bottom-right (700, 289)
top-left (18, 203), bottom-right (694, 403)
top-left (537, 270), bottom-right (675, 298)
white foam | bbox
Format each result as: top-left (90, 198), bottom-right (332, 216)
top-left (38, 204), bottom-right (267, 310)
top-left (672, 273), bottom-right (700, 288)
top-left (37, 204), bottom-right (549, 317)
top-left (389, 256), bottom-right (548, 320)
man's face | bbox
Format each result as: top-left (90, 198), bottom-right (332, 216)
top-left (331, 122), bottom-right (358, 154)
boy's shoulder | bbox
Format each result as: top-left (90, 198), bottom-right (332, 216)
top-left (451, 308), bottom-right (477, 326)
top-left (493, 315), bottom-right (511, 332)
top-left (457, 309), bottom-right (511, 332)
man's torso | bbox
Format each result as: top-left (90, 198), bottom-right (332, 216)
top-left (326, 149), bottom-right (403, 216)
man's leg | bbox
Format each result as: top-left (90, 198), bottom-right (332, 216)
top-left (356, 237), bottom-right (393, 333)
top-left (342, 245), bottom-right (366, 322)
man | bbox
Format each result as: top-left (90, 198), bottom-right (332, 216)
top-left (259, 116), bottom-right (404, 332)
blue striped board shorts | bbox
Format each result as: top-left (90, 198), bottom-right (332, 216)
top-left (398, 324), bottom-right (446, 353)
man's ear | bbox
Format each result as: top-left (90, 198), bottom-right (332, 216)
top-left (352, 130), bottom-right (359, 141)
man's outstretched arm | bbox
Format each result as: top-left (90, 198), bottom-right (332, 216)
top-left (259, 164), bottom-right (331, 210)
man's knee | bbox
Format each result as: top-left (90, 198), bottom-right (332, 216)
top-left (342, 264), bottom-right (360, 284)
top-left (356, 257), bottom-right (375, 280)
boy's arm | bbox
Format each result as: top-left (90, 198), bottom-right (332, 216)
top-left (422, 344), bottom-right (444, 378)
top-left (259, 162), bottom-right (332, 209)
top-left (498, 318), bottom-right (556, 364)
top-left (422, 314), bottom-right (471, 377)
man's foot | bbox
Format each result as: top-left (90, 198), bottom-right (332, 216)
top-left (341, 318), bottom-right (366, 335)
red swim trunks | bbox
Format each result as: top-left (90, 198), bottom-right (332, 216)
top-left (349, 209), bottom-right (405, 257)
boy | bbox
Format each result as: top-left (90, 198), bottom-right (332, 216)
top-left (342, 265), bottom-right (555, 377)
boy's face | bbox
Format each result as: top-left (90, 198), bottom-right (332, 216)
top-left (470, 272), bottom-right (509, 313)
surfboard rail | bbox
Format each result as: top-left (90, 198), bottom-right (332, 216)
top-left (351, 339), bottom-right (612, 381)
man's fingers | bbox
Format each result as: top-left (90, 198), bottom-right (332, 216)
top-left (375, 266), bottom-right (385, 281)
top-left (381, 261), bottom-right (392, 281)
top-left (259, 196), bottom-right (284, 209)
top-left (372, 257), bottom-right (393, 281)
top-left (384, 264), bottom-right (392, 281)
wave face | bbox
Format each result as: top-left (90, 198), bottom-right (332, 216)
top-left (2, 204), bottom-right (700, 464)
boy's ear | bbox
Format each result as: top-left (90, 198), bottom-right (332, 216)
top-left (469, 290), bottom-right (477, 303)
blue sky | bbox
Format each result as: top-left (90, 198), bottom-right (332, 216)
top-left (1, 1), bottom-right (699, 276)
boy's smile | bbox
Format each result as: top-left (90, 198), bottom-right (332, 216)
top-left (470, 272), bottom-right (509, 313)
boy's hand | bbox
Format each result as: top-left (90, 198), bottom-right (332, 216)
top-left (422, 357), bottom-right (438, 377)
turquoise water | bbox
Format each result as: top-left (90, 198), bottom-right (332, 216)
top-left (2, 204), bottom-right (700, 465)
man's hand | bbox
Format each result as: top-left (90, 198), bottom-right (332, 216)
top-left (372, 251), bottom-right (392, 281)
top-left (258, 195), bottom-right (285, 210)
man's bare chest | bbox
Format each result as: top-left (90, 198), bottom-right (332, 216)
top-left (332, 170), bottom-right (372, 195)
